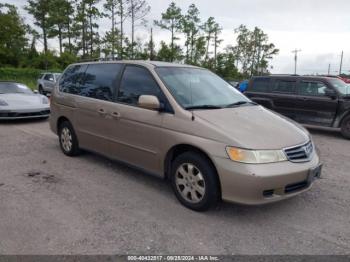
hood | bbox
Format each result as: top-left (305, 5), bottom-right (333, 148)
top-left (193, 105), bottom-right (309, 150)
top-left (0, 93), bottom-right (48, 110)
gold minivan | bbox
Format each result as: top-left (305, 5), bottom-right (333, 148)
top-left (50, 61), bottom-right (322, 211)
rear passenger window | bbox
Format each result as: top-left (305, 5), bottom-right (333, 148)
top-left (300, 81), bottom-right (327, 96)
top-left (59, 65), bottom-right (87, 94)
top-left (249, 78), bottom-right (270, 92)
top-left (117, 66), bottom-right (161, 106)
top-left (80, 63), bottom-right (122, 101)
top-left (272, 80), bottom-right (296, 94)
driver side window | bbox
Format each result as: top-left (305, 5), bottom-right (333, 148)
top-left (117, 66), bottom-right (161, 106)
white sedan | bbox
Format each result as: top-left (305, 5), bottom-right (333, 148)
top-left (0, 81), bottom-right (50, 120)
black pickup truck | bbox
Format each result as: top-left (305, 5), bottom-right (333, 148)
top-left (245, 75), bottom-right (350, 139)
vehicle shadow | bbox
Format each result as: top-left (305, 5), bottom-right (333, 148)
top-left (0, 118), bottom-right (49, 125)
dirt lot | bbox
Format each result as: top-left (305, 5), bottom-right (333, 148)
top-left (0, 119), bottom-right (349, 255)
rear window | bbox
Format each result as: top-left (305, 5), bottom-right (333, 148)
top-left (249, 78), bottom-right (270, 92)
top-left (272, 80), bottom-right (296, 94)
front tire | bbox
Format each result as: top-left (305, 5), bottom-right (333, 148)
top-left (58, 121), bottom-right (80, 156)
top-left (38, 85), bottom-right (45, 95)
top-left (341, 115), bottom-right (350, 139)
top-left (170, 152), bottom-right (220, 211)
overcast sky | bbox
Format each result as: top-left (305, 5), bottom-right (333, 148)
top-left (4, 0), bottom-right (350, 74)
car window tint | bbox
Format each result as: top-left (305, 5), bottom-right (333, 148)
top-left (272, 80), bottom-right (296, 94)
top-left (80, 63), bottom-right (122, 101)
top-left (59, 64), bottom-right (87, 94)
top-left (117, 66), bottom-right (161, 105)
top-left (300, 81), bottom-right (328, 96)
top-left (44, 74), bottom-right (53, 81)
top-left (250, 78), bottom-right (270, 92)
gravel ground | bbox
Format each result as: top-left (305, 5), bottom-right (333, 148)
top-left (0, 119), bottom-right (349, 255)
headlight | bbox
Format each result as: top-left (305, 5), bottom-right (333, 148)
top-left (42, 96), bottom-right (49, 104)
top-left (0, 99), bottom-right (8, 106)
top-left (226, 147), bottom-right (287, 164)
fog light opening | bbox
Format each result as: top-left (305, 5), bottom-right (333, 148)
top-left (263, 189), bottom-right (274, 198)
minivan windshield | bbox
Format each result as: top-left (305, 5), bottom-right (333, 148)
top-left (328, 78), bottom-right (350, 95)
top-left (0, 82), bottom-right (33, 94)
top-left (156, 67), bottom-right (252, 109)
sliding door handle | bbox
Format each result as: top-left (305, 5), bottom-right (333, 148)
top-left (111, 111), bottom-right (121, 119)
top-left (98, 108), bottom-right (107, 116)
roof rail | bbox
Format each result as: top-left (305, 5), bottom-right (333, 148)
top-left (78, 56), bottom-right (122, 63)
top-left (252, 74), bottom-right (300, 77)
top-left (269, 74), bottom-right (300, 76)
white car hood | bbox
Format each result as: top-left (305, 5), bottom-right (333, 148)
top-left (0, 93), bottom-right (49, 111)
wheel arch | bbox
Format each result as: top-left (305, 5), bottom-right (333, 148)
top-left (164, 144), bottom-right (222, 196)
top-left (57, 116), bottom-right (70, 131)
top-left (339, 111), bottom-right (350, 127)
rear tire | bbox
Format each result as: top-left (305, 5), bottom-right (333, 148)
top-left (38, 85), bottom-right (45, 95)
top-left (58, 121), bottom-right (80, 156)
top-left (341, 115), bottom-right (350, 139)
top-left (170, 152), bottom-right (220, 211)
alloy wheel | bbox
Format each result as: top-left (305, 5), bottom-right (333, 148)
top-left (61, 127), bottom-right (73, 152)
top-left (175, 163), bottom-right (206, 204)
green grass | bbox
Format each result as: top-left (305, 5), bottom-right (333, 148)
top-left (0, 67), bottom-right (61, 90)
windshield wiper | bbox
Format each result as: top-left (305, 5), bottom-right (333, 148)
top-left (225, 101), bottom-right (257, 108)
top-left (185, 105), bottom-right (223, 110)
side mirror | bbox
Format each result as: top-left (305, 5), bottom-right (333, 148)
top-left (325, 88), bottom-right (337, 99)
top-left (138, 95), bottom-right (161, 110)
top-left (33, 89), bottom-right (39, 94)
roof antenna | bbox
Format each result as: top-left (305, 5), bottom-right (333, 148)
top-left (191, 111), bottom-right (195, 121)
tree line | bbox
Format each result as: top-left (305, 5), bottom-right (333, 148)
top-left (0, 0), bottom-right (279, 79)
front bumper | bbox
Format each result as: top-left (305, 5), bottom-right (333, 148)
top-left (213, 153), bottom-right (320, 205)
top-left (0, 108), bottom-right (50, 120)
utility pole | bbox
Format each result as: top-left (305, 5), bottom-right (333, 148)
top-left (292, 49), bottom-right (302, 75)
top-left (328, 64), bottom-right (331, 75)
top-left (149, 28), bottom-right (155, 61)
top-left (339, 50), bottom-right (344, 76)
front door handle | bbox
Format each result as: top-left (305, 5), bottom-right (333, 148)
top-left (111, 111), bottom-right (121, 119)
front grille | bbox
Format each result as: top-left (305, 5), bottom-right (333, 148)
top-left (285, 180), bottom-right (309, 194)
top-left (0, 110), bottom-right (50, 118)
top-left (284, 140), bottom-right (313, 163)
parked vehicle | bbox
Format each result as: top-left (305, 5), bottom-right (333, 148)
top-left (238, 80), bottom-right (249, 92)
top-left (228, 80), bottom-right (239, 89)
top-left (245, 75), bottom-right (350, 139)
top-left (323, 75), bottom-right (350, 84)
top-left (37, 72), bottom-right (61, 95)
top-left (0, 81), bottom-right (50, 119)
top-left (50, 61), bottom-right (321, 211)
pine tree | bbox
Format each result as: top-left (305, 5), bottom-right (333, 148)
top-left (154, 2), bottom-right (182, 62)
top-left (127, 0), bottom-right (150, 59)
top-left (181, 4), bottom-right (200, 64)
top-left (47, 0), bottom-right (74, 55)
top-left (104, 0), bottom-right (119, 58)
top-left (25, 0), bottom-right (51, 54)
